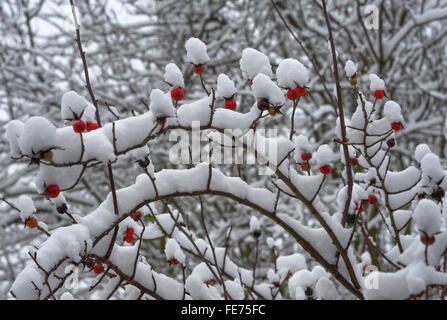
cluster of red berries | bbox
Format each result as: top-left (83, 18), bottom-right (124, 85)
top-left (46, 184), bottom-right (60, 198)
top-left (374, 90), bottom-right (385, 100)
top-left (124, 227), bottom-right (134, 244)
top-left (73, 120), bottom-right (99, 133)
top-left (171, 87), bottom-right (184, 101)
top-left (286, 86), bottom-right (308, 100)
top-left (319, 165), bottom-right (331, 175)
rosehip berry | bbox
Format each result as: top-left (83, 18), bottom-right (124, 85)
top-left (319, 165), bottom-right (331, 175)
top-left (156, 117), bottom-right (167, 126)
top-left (124, 235), bottom-right (133, 243)
top-left (268, 106), bottom-right (277, 116)
top-left (295, 86), bottom-right (308, 97)
top-left (349, 77), bottom-right (357, 86)
top-left (301, 152), bottom-right (312, 161)
top-left (368, 195), bottom-right (377, 204)
top-left (57, 203), bottom-right (68, 214)
top-left (287, 88), bottom-right (299, 100)
top-left (374, 90), bottom-right (384, 99)
top-left (86, 122), bottom-right (99, 132)
top-left (349, 157), bottom-right (358, 166)
top-left (131, 211), bottom-right (142, 221)
top-left (224, 99), bottom-right (237, 110)
top-left (171, 87), bottom-right (184, 101)
top-left (193, 64), bottom-right (205, 75)
top-left (25, 217), bottom-right (38, 229)
top-left (417, 193), bottom-right (426, 200)
top-left (169, 257), bottom-right (179, 265)
top-left (93, 263), bottom-right (104, 274)
top-left (272, 281), bottom-right (280, 287)
top-left (252, 229), bottom-right (262, 238)
top-left (205, 279), bottom-right (214, 286)
top-left (46, 184), bottom-right (60, 198)
top-left (257, 99), bottom-right (269, 111)
top-left (126, 227), bottom-right (134, 237)
top-left (73, 119), bottom-right (86, 133)
top-left (300, 162), bottom-right (310, 171)
top-left (391, 122), bottom-right (401, 131)
top-left (420, 233), bottom-right (435, 246)
top-left (387, 139), bottom-right (395, 148)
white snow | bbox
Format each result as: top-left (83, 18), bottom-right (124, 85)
top-left (17, 195), bottom-right (36, 222)
top-left (249, 216), bottom-right (260, 233)
top-left (149, 89), bottom-right (176, 119)
top-left (314, 144), bottom-right (334, 167)
top-left (369, 74), bottom-right (385, 91)
top-left (315, 277), bottom-right (337, 300)
top-left (414, 144), bottom-right (432, 163)
top-left (276, 58), bottom-right (309, 89)
top-left (240, 48), bottom-right (272, 80)
top-left (293, 135), bottom-right (312, 162)
top-left (225, 280), bottom-right (244, 300)
top-left (6, 120), bottom-right (24, 157)
top-left (251, 73), bottom-right (284, 106)
top-left (216, 74), bottom-right (236, 98)
top-left (185, 38), bottom-right (210, 65)
top-left (18, 117), bottom-right (57, 156)
top-left (344, 60), bottom-right (357, 78)
top-left (383, 100), bottom-right (404, 123)
top-left (165, 238), bottom-right (185, 264)
top-left (61, 91), bottom-right (88, 120)
top-left (413, 199), bottom-right (442, 237)
top-left (277, 253), bottom-right (306, 275)
top-left (164, 63), bottom-right (185, 88)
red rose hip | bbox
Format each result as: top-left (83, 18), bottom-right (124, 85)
top-left (193, 64), bottom-right (205, 75)
top-left (368, 195), bottom-right (377, 204)
top-left (301, 152), bottom-right (312, 161)
top-left (86, 122), bottom-right (99, 132)
top-left (287, 88), bottom-right (299, 100)
top-left (73, 119), bottom-right (86, 133)
top-left (131, 211), bottom-right (142, 221)
top-left (391, 122), bottom-right (401, 131)
top-left (374, 90), bottom-right (384, 99)
top-left (171, 87), bottom-right (184, 101)
top-left (320, 165), bottom-right (331, 175)
top-left (224, 99), bottom-right (237, 110)
top-left (93, 263), bottom-right (104, 274)
top-left (46, 184), bottom-right (60, 198)
top-left (25, 217), bottom-right (38, 229)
